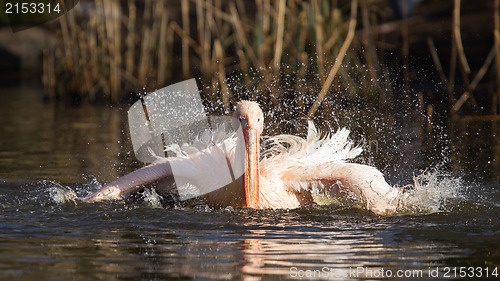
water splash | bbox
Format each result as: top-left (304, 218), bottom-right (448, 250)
top-left (397, 167), bottom-right (465, 214)
top-left (45, 177), bottom-right (104, 204)
top-left (47, 181), bottom-right (78, 204)
top-left (140, 188), bottom-right (163, 208)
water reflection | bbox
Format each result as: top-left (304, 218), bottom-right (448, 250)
top-left (0, 189), bottom-right (497, 281)
top-left (0, 87), bottom-right (138, 183)
top-left (236, 217), bottom-right (445, 280)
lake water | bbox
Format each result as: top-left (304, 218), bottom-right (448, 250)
top-left (0, 86), bottom-right (499, 280)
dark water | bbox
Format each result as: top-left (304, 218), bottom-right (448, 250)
top-left (1, 87), bottom-right (499, 280)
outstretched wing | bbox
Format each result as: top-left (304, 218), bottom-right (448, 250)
top-left (83, 134), bottom-right (239, 202)
top-left (261, 121), bottom-right (401, 214)
top-left (82, 158), bottom-right (175, 201)
top-left (280, 162), bottom-right (401, 215)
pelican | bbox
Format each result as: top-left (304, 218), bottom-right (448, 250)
top-left (82, 101), bottom-right (401, 214)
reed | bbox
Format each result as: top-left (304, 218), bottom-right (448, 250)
top-left (308, 0), bottom-right (358, 118)
top-left (44, 0), bottom-right (375, 108)
top-left (453, 46), bottom-right (497, 111)
top-left (43, 0), bottom-right (499, 119)
top-left (494, 0), bottom-right (500, 115)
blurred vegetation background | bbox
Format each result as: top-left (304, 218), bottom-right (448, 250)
top-left (1, 0), bottom-right (499, 119)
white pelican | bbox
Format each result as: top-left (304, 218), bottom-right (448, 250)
top-left (83, 101), bottom-right (401, 214)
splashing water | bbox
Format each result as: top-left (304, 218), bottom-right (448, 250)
top-left (396, 167), bottom-right (465, 214)
top-left (32, 76), bottom-right (478, 216)
top-left (43, 131), bottom-right (469, 217)
top-left (140, 188), bottom-right (164, 208)
top-left (48, 182), bottom-right (78, 204)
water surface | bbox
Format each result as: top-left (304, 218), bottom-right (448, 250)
top-left (0, 87), bottom-right (499, 280)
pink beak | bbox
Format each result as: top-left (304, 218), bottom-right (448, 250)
top-left (243, 128), bottom-right (260, 208)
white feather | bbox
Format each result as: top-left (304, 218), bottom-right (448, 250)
top-left (165, 123), bottom-right (236, 158)
top-left (261, 120), bottom-right (362, 174)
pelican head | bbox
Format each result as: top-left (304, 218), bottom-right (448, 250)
top-left (232, 101), bottom-right (263, 208)
top-left (232, 100), bottom-right (264, 134)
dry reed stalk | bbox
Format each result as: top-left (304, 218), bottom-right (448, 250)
top-left (235, 0), bottom-right (247, 21)
top-left (453, 46), bottom-right (497, 111)
top-left (272, 0), bottom-right (286, 72)
top-left (323, 7), bottom-right (340, 52)
top-left (67, 2), bottom-right (81, 86)
top-left (125, 0), bottom-right (136, 78)
top-left (229, 3), bottom-right (258, 68)
top-left (113, 0), bottom-right (122, 103)
top-left (262, 0), bottom-right (286, 104)
top-left (215, 0), bottom-right (222, 31)
top-left (58, 12), bottom-right (74, 71)
top-left (138, 2), bottom-right (158, 87)
top-left (237, 49), bottom-right (252, 86)
top-left (104, 0), bottom-right (117, 101)
top-left (259, 0), bottom-right (271, 64)
top-left (181, 0), bottom-right (190, 79)
top-left (360, 0), bottom-right (381, 92)
top-left (214, 40), bottom-right (232, 111)
top-left (59, 0), bottom-right (80, 88)
top-left (94, 0), bottom-right (109, 97)
top-left (195, 0), bottom-right (205, 68)
top-left (94, 0), bottom-right (105, 66)
top-left (88, 10), bottom-right (98, 99)
top-left (149, 4), bottom-right (161, 85)
top-left (158, 2), bottom-right (168, 87)
top-left (78, 30), bottom-right (92, 99)
top-left (307, 0), bottom-right (358, 118)
top-left (199, 0), bottom-right (232, 26)
top-left (142, 0), bottom-right (151, 25)
top-left (311, 0), bottom-right (325, 84)
top-left (138, 28), bottom-right (151, 85)
top-left (45, 0), bottom-right (411, 107)
top-left (453, 0), bottom-right (470, 75)
top-left (139, 0), bottom-right (151, 85)
top-left (495, 0), bottom-right (500, 114)
top-left (166, 22), bottom-right (175, 82)
top-left (426, 37), bottom-right (448, 86)
top-left (139, 0), bottom-right (152, 87)
top-left (447, 31), bottom-right (458, 115)
top-left (103, 0), bottom-right (114, 98)
top-left (283, 0), bottom-right (296, 56)
top-left (297, 7), bottom-right (308, 55)
top-left (401, 0), bottom-right (409, 94)
top-left (204, 0), bottom-right (214, 54)
top-left (196, 0), bottom-right (211, 94)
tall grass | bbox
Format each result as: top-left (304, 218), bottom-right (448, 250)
top-left (43, 0), bottom-right (500, 117)
top-left (43, 0), bottom-right (390, 111)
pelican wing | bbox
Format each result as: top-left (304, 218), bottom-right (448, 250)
top-left (83, 158), bottom-right (176, 201)
top-left (84, 127), bottom-right (239, 202)
top-left (261, 121), bottom-right (362, 166)
top-left (280, 162), bottom-right (401, 214)
top-left (261, 121), bottom-right (400, 214)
